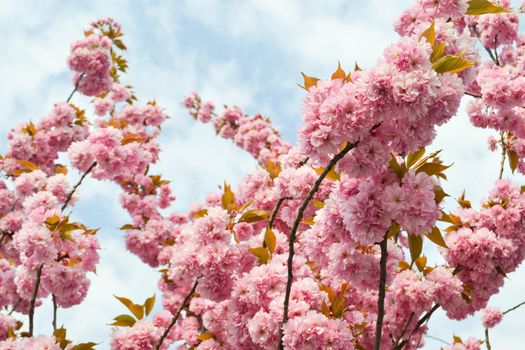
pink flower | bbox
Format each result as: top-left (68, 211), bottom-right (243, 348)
top-left (481, 307), bottom-right (503, 328)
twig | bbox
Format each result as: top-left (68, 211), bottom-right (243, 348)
top-left (503, 300), bottom-right (525, 315)
top-left (61, 161), bottom-right (97, 211)
top-left (470, 25), bottom-right (500, 66)
top-left (374, 236), bottom-right (389, 350)
top-left (465, 91), bottom-right (482, 98)
top-left (498, 132), bottom-right (506, 180)
top-left (155, 277), bottom-right (200, 350)
top-left (394, 304), bottom-right (440, 350)
top-left (393, 313), bottom-right (414, 348)
top-left (66, 73), bottom-right (85, 103)
top-left (277, 140), bottom-right (358, 350)
top-left (485, 328), bottom-right (492, 350)
top-left (263, 197), bottom-right (292, 248)
top-left (425, 334), bottom-right (450, 345)
top-left (52, 294), bottom-right (57, 331)
top-left (28, 264), bottom-right (44, 336)
top-left (8, 298), bottom-right (22, 316)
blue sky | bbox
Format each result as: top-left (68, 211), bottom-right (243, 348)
top-left (1, 1), bottom-right (525, 349)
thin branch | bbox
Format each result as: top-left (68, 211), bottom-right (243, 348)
top-left (395, 304), bottom-right (441, 350)
top-left (52, 294), bottom-right (57, 331)
top-left (393, 312), bottom-right (414, 349)
top-left (465, 91), bottom-right (482, 98)
top-left (28, 264), bottom-right (44, 336)
top-left (485, 328), bottom-right (492, 350)
top-left (8, 298), bottom-right (22, 316)
top-left (470, 25), bottom-right (500, 66)
top-left (268, 197), bottom-right (293, 230)
top-left (503, 300), bottom-right (525, 315)
top-left (374, 236), bottom-right (389, 350)
top-left (61, 161), bottom-right (97, 211)
top-left (498, 132), bottom-right (506, 180)
top-left (425, 334), bottom-right (450, 345)
top-left (66, 73), bottom-right (85, 103)
top-left (277, 140), bottom-right (359, 350)
top-left (155, 277), bottom-right (200, 350)
top-left (494, 35), bottom-right (500, 66)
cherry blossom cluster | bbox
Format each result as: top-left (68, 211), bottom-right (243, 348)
top-left (3, 0), bottom-right (525, 349)
top-left (183, 93), bottom-right (292, 166)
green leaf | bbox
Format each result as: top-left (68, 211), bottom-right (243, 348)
top-left (221, 182), bottom-right (235, 211)
top-left (389, 156), bottom-right (408, 180)
top-left (415, 256), bottom-right (427, 272)
top-left (433, 185), bottom-right (449, 204)
top-left (508, 150), bottom-right (519, 174)
top-left (466, 0), bottom-right (509, 15)
top-left (426, 226), bottom-right (448, 248)
top-left (408, 234), bottom-right (423, 263)
top-left (458, 191), bottom-right (472, 209)
top-left (110, 314), bottom-right (136, 327)
top-left (264, 228), bottom-right (277, 254)
top-left (430, 42), bottom-right (446, 63)
top-left (250, 247), bottom-right (270, 264)
top-left (313, 166), bottom-right (340, 182)
top-left (432, 55), bottom-right (475, 74)
top-left (312, 200), bottom-right (325, 209)
top-left (113, 295), bottom-right (144, 320)
top-left (71, 343), bottom-right (98, 350)
top-left (144, 294), bottom-right (156, 316)
top-left (420, 21), bottom-right (436, 46)
top-left (406, 147), bottom-right (426, 168)
top-left (299, 72), bottom-right (320, 91)
top-left (331, 61), bottom-right (346, 80)
top-left (387, 222), bottom-right (400, 239)
top-left (416, 162), bottom-right (452, 177)
top-left (239, 209), bottom-right (270, 223)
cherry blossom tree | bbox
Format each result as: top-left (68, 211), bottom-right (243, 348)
top-left (2, 1), bottom-right (525, 349)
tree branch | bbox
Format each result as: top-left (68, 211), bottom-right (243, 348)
top-left (498, 132), bottom-right (506, 180)
top-left (277, 140), bottom-right (358, 350)
top-left (52, 295), bottom-right (57, 331)
top-left (503, 300), bottom-right (525, 315)
top-left (155, 277), bottom-right (200, 350)
top-left (470, 25), bottom-right (500, 67)
top-left (393, 312), bottom-right (414, 348)
top-left (465, 91), bottom-right (482, 98)
top-left (485, 328), bottom-right (492, 350)
top-left (374, 236), bottom-right (389, 350)
top-left (66, 73), bottom-right (85, 103)
top-left (394, 304), bottom-right (440, 350)
top-left (28, 263), bottom-right (44, 336)
top-left (61, 161), bottom-right (97, 211)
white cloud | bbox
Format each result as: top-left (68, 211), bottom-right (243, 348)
top-left (1, 1), bottom-right (525, 349)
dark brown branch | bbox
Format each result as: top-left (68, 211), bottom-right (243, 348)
top-left (470, 25), bottom-right (500, 67)
top-left (395, 304), bottom-right (440, 350)
top-left (485, 328), bottom-right (492, 350)
top-left (277, 140), bottom-right (358, 350)
top-left (8, 298), bottom-right (22, 316)
top-left (465, 91), bottom-right (482, 98)
top-left (61, 161), bottom-right (97, 211)
top-left (503, 300), bottom-right (525, 315)
top-left (374, 236), bottom-right (389, 350)
top-left (66, 73), bottom-right (85, 103)
top-left (393, 312), bottom-right (415, 348)
top-left (263, 197), bottom-right (292, 248)
top-left (498, 132), bottom-right (506, 180)
top-left (155, 277), bottom-right (200, 350)
top-left (52, 295), bottom-right (57, 331)
top-left (425, 334), bottom-right (450, 345)
top-left (28, 263), bottom-right (44, 336)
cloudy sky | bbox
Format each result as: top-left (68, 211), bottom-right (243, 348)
top-left (1, 0), bottom-right (525, 349)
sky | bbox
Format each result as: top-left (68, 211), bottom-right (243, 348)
top-left (1, 0), bottom-right (524, 349)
